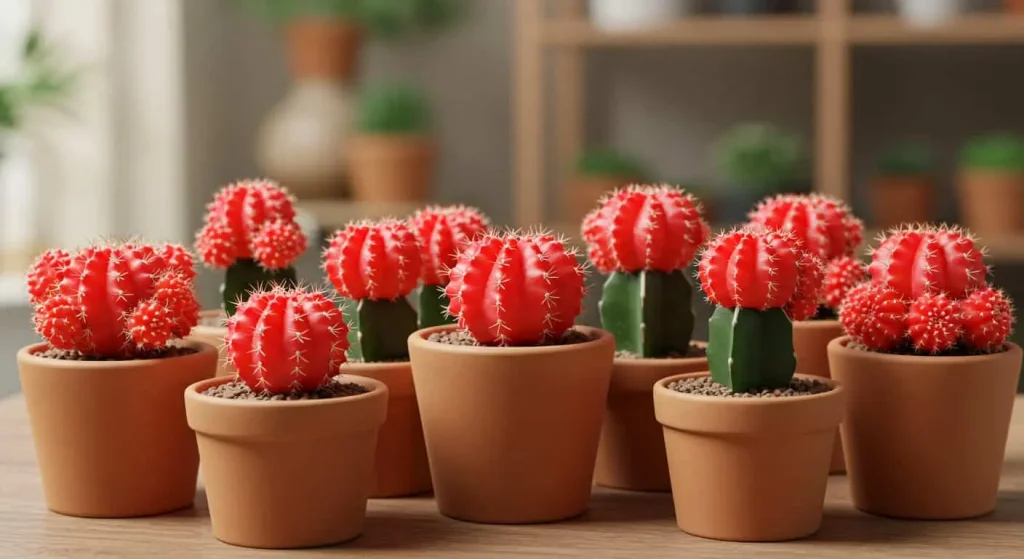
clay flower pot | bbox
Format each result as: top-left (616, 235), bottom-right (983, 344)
top-left (185, 375), bottom-right (388, 549)
top-left (16, 340), bottom-right (218, 518)
top-left (284, 19), bottom-right (362, 83)
top-left (348, 135), bottom-right (435, 203)
top-left (187, 309), bottom-right (232, 376)
top-left (828, 337), bottom-right (1022, 519)
top-left (957, 169), bottom-right (1024, 236)
top-left (1008, 0), bottom-right (1024, 12)
top-left (564, 175), bottom-right (638, 226)
top-left (343, 361), bottom-right (432, 497)
top-left (408, 325), bottom-right (615, 524)
top-left (654, 372), bottom-right (846, 542)
top-left (594, 347), bottom-right (707, 491)
top-left (869, 175), bottom-right (933, 231)
top-left (792, 320), bottom-right (847, 474)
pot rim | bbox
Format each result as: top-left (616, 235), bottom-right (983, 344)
top-left (828, 335), bottom-right (1023, 365)
top-left (613, 340), bottom-right (707, 366)
top-left (17, 340), bottom-right (218, 370)
top-left (408, 324), bottom-right (613, 356)
top-left (184, 374), bottom-right (387, 410)
top-left (654, 371), bottom-right (844, 406)
top-left (793, 318), bottom-right (842, 330)
top-left (340, 359), bottom-right (410, 370)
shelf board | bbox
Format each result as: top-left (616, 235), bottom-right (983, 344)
top-left (848, 14), bottom-right (1024, 45)
top-left (295, 200), bottom-right (422, 231)
top-left (543, 16), bottom-right (818, 47)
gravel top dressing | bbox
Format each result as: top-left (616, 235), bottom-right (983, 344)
top-left (668, 376), bottom-right (832, 398)
top-left (203, 379), bottom-right (370, 401)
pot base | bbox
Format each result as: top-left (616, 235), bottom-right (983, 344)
top-left (793, 319), bottom-right (847, 474)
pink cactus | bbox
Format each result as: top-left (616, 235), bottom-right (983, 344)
top-left (195, 179), bottom-right (307, 270)
top-left (409, 205), bottom-right (490, 285)
top-left (823, 256), bottom-right (867, 310)
top-left (445, 231), bottom-right (586, 345)
top-left (961, 287), bottom-right (1014, 351)
top-left (226, 286), bottom-right (349, 394)
top-left (868, 225), bottom-right (986, 300)
top-left (27, 241), bottom-right (200, 356)
top-left (906, 293), bottom-right (962, 354)
top-left (697, 225), bottom-right (824, 320)
top-left (580, 184), bottom-right (709, 274)
top-left (323, 219), bottom-right (422, 301)
top-left (838, 284), bottom-right (908, 351)
top-left (748, 194), bottom-right (864, 261)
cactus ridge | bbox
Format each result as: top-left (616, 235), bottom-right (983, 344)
top-left (599, 270), bottom-right (695, 357)
top-left (748, 193), bottom-right (864, 261)
top-left (823, 256), bottom-right (868, 310)
top-left (867, 223), bottom-right (987, 300)
top-left (707, 306), bottom-right (796, 392)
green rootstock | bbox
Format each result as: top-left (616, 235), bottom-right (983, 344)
top-left (353, 297), bottom-right (418, 362)
top-left (417, 284), bottom-right (455, 328)
top-left (222, 258), bottom-right (297, 316)
top-left (707, 306), bottom-right (795, 392)
top-left (599, 270), bottom-right (695, 358)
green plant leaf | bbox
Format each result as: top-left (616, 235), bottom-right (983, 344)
top-left (713, 122), bottom-right (805, 190)
top-left (877, 140), bottom-right (933, 175)
top-left (356, 84), bottom-right (431, 134)
top-left (959, 133), bottom-right (1024, 171)
top-left (575, 147), bottom-right (648, 179)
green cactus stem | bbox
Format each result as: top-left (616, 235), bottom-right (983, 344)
top-left (599, 270), bottom-right (695, 358)
top-left (417, 284), bottom-right (454, 328)
top-left (353, 297), bottom-right (418, 362)
top-left (707, 306), bottom-right (795, 392)
top-left (222, 258), bottom-right (297, 316)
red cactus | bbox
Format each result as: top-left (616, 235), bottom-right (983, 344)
top-left (409, 205), bottom-right (490, 285)
top-left (748, 194), bottom-right (864, 261)
top-left (195, 179), bottom-right (307, 270)
top-left (907, 293), bottom-right (962, 353)
top-left (961, 287), bottom-right (1014, 351)
top-left (580, 184), bottom-right (709, 274)
top-left (823, 256), bottom-right (867, 310)
top-left (324, 219), bottom-right (422, 301)
top-left (838, 284), bottom-right (908, 351)
top-left (697, 225), bottom-right (824, 315)
top-left (868, 225), bottom-right (986, 300)
top-left (27, 241), bottom-right (200, 357)
top-left (225, 287), bottom-right (349, 394)
top-left (445, 231), bottom-right (586, 346)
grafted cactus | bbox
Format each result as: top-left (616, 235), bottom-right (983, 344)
top-left (324, 219), bottom-right (421, 361)
top-left (409, 205), bottom-right (490, 328)
top-left (868, 224), bottom-right (987, 300)
top-left (581, 184), bottom-right (709, 357)
top-left (26, 241), bottom-right (200, 357)
top-left (195, 179), bottom-right (306, 315)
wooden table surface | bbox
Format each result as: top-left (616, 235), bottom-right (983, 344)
top-left (2, 394), bottom-right (1023, 558)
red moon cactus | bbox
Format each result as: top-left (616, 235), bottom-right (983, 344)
top-left (868, 225), bottom-right (986, 300)
top-left (409, 205), bottom-right (490, 285)
top-left (748, 193), bottom-right (864, 261)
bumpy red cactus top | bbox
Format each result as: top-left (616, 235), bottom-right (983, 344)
top-left (748, 194), bottom-right (864, 262)
top-left (324, 219), bottom-right (422, 301)
top-left (26, 241), bottom-right (200, 357)
top-left (822, 256), bottom-right (867, 310)
top-left (226, 286), bottom-right (349, 394)
top-left (409, 205), bottom-right (490, 285)
top-left (195, 179), bottom-right (307, 270)
top-left (698, 225), bottom-right (825, 321)
top-left (445, 231), bottom-right (586, 346)
top-left (581, 184), bottom-right (709, 274)
top-left (868, 224), bottom-right (987, 300)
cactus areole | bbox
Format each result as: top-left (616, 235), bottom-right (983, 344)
top-left (697, 226), bottom-right (825, 392)
top-left (26, 241), bottom-right (201, 359)
top-left (839, 225), bottom-right (1014, 356)
top-left (324, 219), bottom-right (421, 362)
top-left (409, 205), bottom-right (490, 329)
top-left (195, 179), bottom-right (306, 316)
top-left (582, 185), bottom-right (710, 357)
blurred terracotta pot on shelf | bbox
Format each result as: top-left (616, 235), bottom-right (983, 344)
top-left (1006, 0), bottom-right (1024, 13)
top-left (870, 140), bottom-right (935, 229)
top-left (956, 133), bottom-right (1024, 236)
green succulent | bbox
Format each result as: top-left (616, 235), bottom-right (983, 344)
top-left (235, 0), bottom-right (463, 38)
top-left (877, 141), bottom-right (933, 176)
top-left (959, 133), bottom-right (1024, 171)
top-left (356, 84), bottom-right (431, 135)
top-left (0, 29), bottom-right (75, 132)
top-left (575, 148), bottom-right (648, 180)
top-left (714, 123), bottom-right (805, 193)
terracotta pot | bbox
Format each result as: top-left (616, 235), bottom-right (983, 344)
top-left (957, 169), bottom-right (1024, 236)
top-left (284, 19), bottom-right (362, 82)
top-left (342, 361), bottom-right (431, 497)
top-left (16, 340), bottom-right (218, 518)
top-left (185, 375), bottom-right (388, 549)
top-left (187, 310), bottom-right (232, 377)
top-left (793, 320), bottom-right (846, 474)
top-left (347, 135), bottom-right (435, 203)
top-left (828, 337), bottom-right (1022, 520)
top-left (870, 175), bottom-right (933, 230)
top-left (654, 372), bottom-right (845, 542)
top-left (594, 348), bottom-right (708, 491)
top-left (407, 325), bottom-right (614, 524)
top-left (564, 175), bottom-right (638, 226)
top-left (1005, 0), bottom-right (1024, 13)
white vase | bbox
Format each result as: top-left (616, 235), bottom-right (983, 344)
top-left (896, 0), bottom-right (962, 28)
top-left (589, 0), bottom-right (691, 31)
top-left (255, 79), bottom-right (356, 200)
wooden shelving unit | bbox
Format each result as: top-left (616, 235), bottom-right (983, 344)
top-left (513, 0), bottom-right (1024, 255)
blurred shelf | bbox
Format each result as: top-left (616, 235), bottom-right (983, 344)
top-left (848, 14), bottom-right (1024, 45)
top-left (542, 16), bottom-right (818, 47)
top-left (294, 200), bottom-right (422, 231)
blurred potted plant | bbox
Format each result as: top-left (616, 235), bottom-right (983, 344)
top-left (871, 140), bottom-right (934, 230)
top-left (957, 133), bottom-right (1024, 236)
top-left (896, 0), bottom-right (963, 27)
top-left (717, 0), bottom-right (797, 16)
top-left (1007, 0), bottom-right (1024, 14)
top-left (347, 84), bottom-right (435, 203)
top-left (589, 0), bottom-right (693, 31)
top-left (713, 122), bottom-right (805, 224)
top-left (564, 147), bottom-right (648, 225)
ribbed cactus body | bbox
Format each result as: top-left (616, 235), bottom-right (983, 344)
top-left (417, 284), bottom-right (453, 329)
top-left (708, 306), bottom-right (796, 392)
top-left (599, 270), bottom-right (695, 357)
top-left (222, 258), bottom-right (297, 316)
top-left (868, 225), bottom-right (986, 299)
top-left (354, 298), bottom-right (419, 362)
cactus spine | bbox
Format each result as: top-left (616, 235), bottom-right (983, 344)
top-left (324, 219), bottom-right (422, 361)
top-left (581, 185), bottom-right (709, 357)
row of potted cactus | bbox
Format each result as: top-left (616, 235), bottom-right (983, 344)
top-left (14, 179), bottom-right (1021, 549)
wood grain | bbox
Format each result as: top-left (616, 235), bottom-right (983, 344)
top-left (1, 394), bottom-right (1023, 558)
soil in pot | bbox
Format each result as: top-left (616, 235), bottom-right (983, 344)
top-left (594, 343), bottom-right (708, 492)
top-left (188, 310), bottom-right (233, 376)
top-left (348, 135), bottom-right (435, 203)
top-left (17, 340), bottom-right (218, 518)
top-left (408, 325), bottom-right (614, 524)
top-left (654, 372), bottom-right (845, 542)
top-left (793, 319), bottom-right (847, 474)
top-left (186, 375), bottom-right (388, 549)
top-left (828, 337), bottom-right (1022, 520)
top-left (870, 175), bottom-right (933, 230)
top-left (957, 170), bottom-right (1024, 236)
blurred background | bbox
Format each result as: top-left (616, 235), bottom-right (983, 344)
top-left (3, 0), bottom-right (1024, 396)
